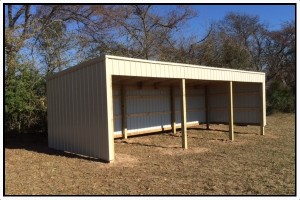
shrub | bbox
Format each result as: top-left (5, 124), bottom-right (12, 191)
top-left (5, 64), bottom-right (47, 133)
top-left (267, 81), bottom-right (295, 114)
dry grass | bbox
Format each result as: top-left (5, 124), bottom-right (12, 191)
top-left (5, 113), bottom-right (295, 195)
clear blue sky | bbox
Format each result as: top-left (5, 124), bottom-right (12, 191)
top-left (156, 5), bottom-right (295, 38)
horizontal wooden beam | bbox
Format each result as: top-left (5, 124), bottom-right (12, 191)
top-left (112, 76), bottom-right (134, 84)
top-left (120, 77), bottom-right (153, 85)
top-left (210, 107), bottom-right (260, 111)
top-left (113, 121), bottom-right (262, 139)
top-left (209, 92), bottom-right (259, 96)
top-left (114, 106), bottom-right (260, 119)
top-left (206, 122), bottom-right (261, 126)
top-left (113, 122), bottom-right (200, 139)
top-left (113, 108), bottom-right (206, 118)
top-left (113, 93), bottom-right (205, 99)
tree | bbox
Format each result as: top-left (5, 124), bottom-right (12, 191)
top-left (265, 22), bottom-right (295, 90)
top-left (5, 5), bottom-right (32, 81)
top-left (264, 22), bottom-right (295, 113)
top-left (5, 60), bottom-right (46, 132)
top-left (33, 5), bottom-right (96, 74)
top-left (217, 12), bottom-right (268, 71)
top-left (5, 5), bottom-right (96, 132)
top-left (89, 5), bottom-right (196, 60)
top-left (35, 20), bottom-right (72, 75)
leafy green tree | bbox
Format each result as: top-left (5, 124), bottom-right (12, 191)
top-left (5, 61), bottom-right (46, 133)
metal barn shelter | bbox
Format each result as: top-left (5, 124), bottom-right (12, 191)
top-left (47, 55), bottom-right (266, 162)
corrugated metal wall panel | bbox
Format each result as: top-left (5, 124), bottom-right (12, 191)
top-left (208, 82), bottom-right (260, 124)
top-left (113, 88), bottom-right (122, 135)
top-left (208, 84), bottom-right (229, 123)
top-left (126, 88), bottom-right (170, 132)
top-left (112, 86), bottom-right (206, 135)
top-left (233, 82), bottom-right (260, 124)
top-left (47, 60), bottom-right (111, 160)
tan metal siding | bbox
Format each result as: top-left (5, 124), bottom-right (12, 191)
top-left (233, 82), bottom-right (260, 124)
top-left (113, 88), bottom-right (122, 135)
top-left (48, 55), bottom-right (266, 162)
top-left (47, 60), bottom-right (111, 161)
top-left (174, 87), bottom-right (206, 125)
top-left (208, 82), bottom-right (261, 124)
top-left (208, 84), bottom-right (229, 123)
top-left (104, 58), bottom-right (115, 161)
top-left (112, 87), bottom-right (206, 137)
top-left (126, 88), bottom-right (171, 133)
top-left (107, 56), bottom-right (265, 83)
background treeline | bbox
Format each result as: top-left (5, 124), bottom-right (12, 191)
top-left (5, 5), bottom-right (295, 133)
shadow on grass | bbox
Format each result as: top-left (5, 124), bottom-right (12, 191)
top-left (119, 140), bottom-right (182, 149)
top-left (5, 126), bottom-right (256, 162)
top-left (187, 127), bottom-right (258, 135)
top-left (4, 132), bottom-right (108, 163)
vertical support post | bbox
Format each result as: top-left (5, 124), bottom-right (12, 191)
top-left (228, 81), bottom-right (234, 141)
top-left (170, 86), bottom-right (176, 134)
top-left (181, 79), bottom-right (187, 149)
top-left (260, 82), bottom-right (265, 135)
top-left (204, 85), bottom-right (210, 130)
top-left (105, 72), bottom-right (115, 162)
top-left (121, 86), bottom-right (127, 139)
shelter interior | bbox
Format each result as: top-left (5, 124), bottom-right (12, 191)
top-left (112, 75), bottom-right (264, 148)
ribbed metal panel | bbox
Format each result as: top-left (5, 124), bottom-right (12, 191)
top-left (112, 82), bottom-right (260, 134)
top-left (208, 82), bottom-right (260, 124)
top-left (108, 55), bottom-right (265, 83)
top-left (47, 60), bottom-right (111, 160)
top-left (174, 87), bottom-right (206, 125)
top-left (113, 88), bottom-right (122, 135)
top-left (127, 88), bottom-right (170, 133)
top-left (208, 84), bottom-right (229, 123)
top-left (112, 86), bottom-right (206, 135)
top-left (233, 82), bottom-right (260, 124)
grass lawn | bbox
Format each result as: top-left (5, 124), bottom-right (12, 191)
top-left (5, 113), bottom-right (295, 195)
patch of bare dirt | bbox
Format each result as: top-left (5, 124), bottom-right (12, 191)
top-left (158, 147), bottom-right (210, 156)
top-left (112, 153), bottom-right (138, 167)
top-left (263, 134), bottom-right (279, 139)
top-left (208, 139), bottom-right (248, 145)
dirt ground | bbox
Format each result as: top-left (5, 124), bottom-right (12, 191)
top-left (5, 113), bottom-right (295, 195)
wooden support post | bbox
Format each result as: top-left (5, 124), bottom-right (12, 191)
top-left (170, 86), bottom-right (176, 134)
top-left (204, 85), bottom-right (210, 130)
top-left (181, 79), bottom-right (187, 149)
top-left (228, 81), bottom-right (234, 141)
top-left (260, 82), bottom-right (265, 135)
top-left (121, 86), bottom-right (127, 139)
